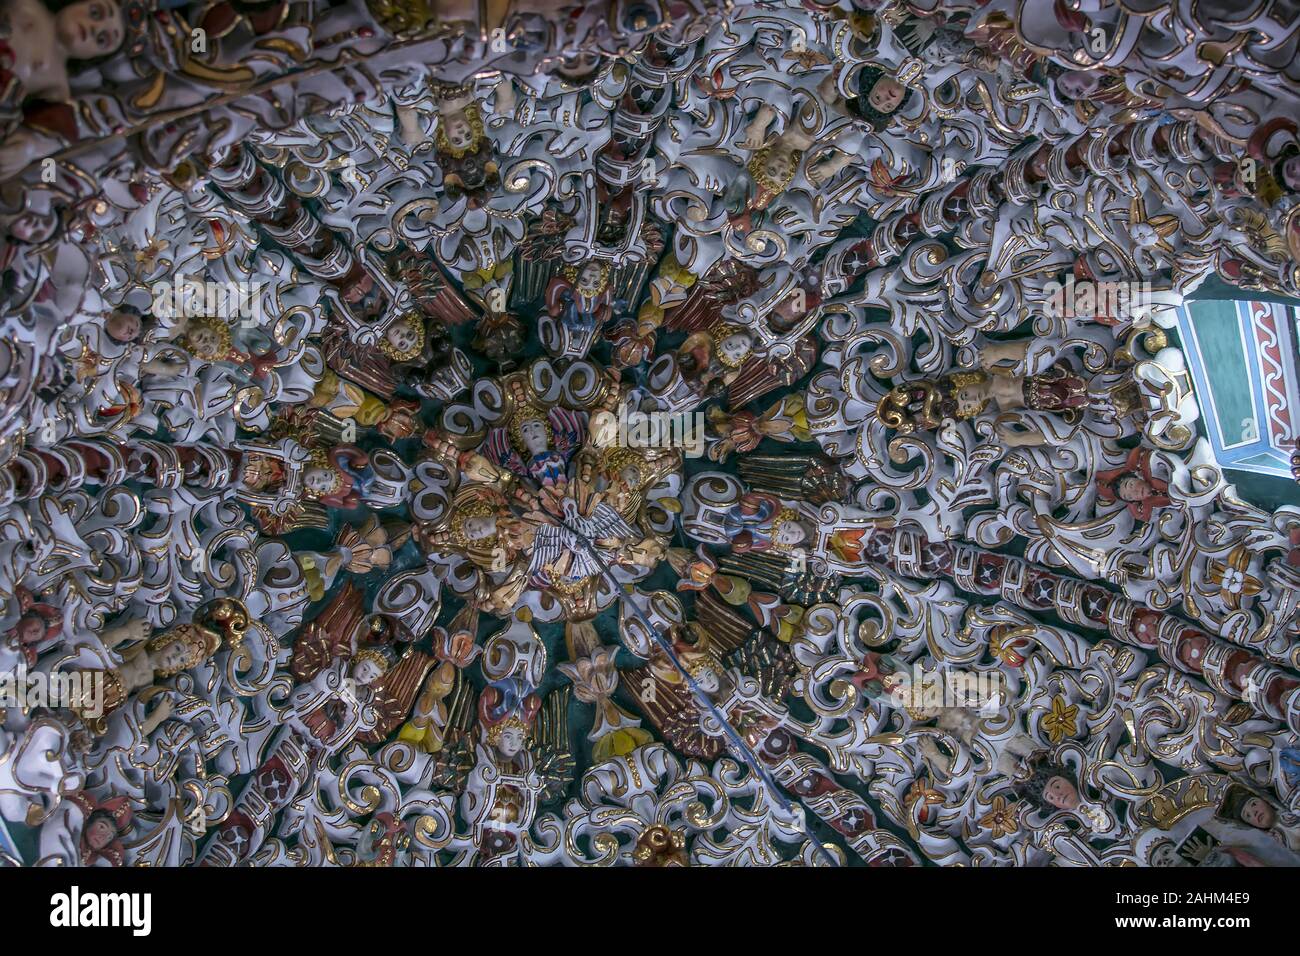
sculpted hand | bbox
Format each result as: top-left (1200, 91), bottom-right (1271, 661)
top-left (740, 125), bottom-right (770, 151)
top-left (995, 421), bottom-right (1045, 447)
top-left (807, 156), bottom-right (848, 188)
top-left (397, 106), bottom-right (425, 147)
top-left (740, 107), bottom-right (776, 151)
top-left (141, 697), bottom-right (174, 735)
top-left (103, 618), bottom-right (151, 648)
top-left (0, 130), bottom-right (54, 183)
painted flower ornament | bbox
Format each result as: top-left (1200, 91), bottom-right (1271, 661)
top-left (1207, 546), bottom-right (1265, 609)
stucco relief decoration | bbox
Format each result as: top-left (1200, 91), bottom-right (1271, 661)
top-left (0, 0), bottom-right (1296, 875)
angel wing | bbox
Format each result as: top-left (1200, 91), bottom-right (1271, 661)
top-left (621, 662), bottom-right (726, 760)
top-left (250, 500), bottom-right (330, 534)
top-left (717, 550), bottom-right (842, 605)
top-left (611, 219), bottom-right (664, 306)
top-left (322, 321), bottom-right (399, 399)
top-left (481, 426), bottom-right (528, 477)
top-left (357, 647), bottom-right (437, 745)
top-left (512, 205), bottom-right (577, 305)
top-left (532, 686), bottom-right (575, 804)
top-left (727, 632), bottom-right (800, 703)
top-left (663, 260), bottom-right (759, 333)
top-left (726, 336), bottom-right (818, 407)
top-left (574, 500), bottom-right (639, 543)
top-left (291, 580), bottom-right (367, 683)
top-left (269, 404), bottom-right (350, 449)
top-left (548, 406), bottom-right (587, 455)
top-left (737, 453), bottom-right (851, 505)
top-left (390, 251), bottom-right (477, 325)
top-left (692, 589), bottom-right (757, 658)
top-left (431, 669), bottom-right (478, 793)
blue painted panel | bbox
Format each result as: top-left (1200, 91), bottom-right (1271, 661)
top-left (1176, 300), bottom-right (1295, 478)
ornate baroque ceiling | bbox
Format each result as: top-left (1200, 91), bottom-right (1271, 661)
top-left (1, 0), bottom-right (1300, 869)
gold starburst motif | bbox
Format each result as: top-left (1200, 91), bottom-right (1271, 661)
top-left (1041, 695), bottom-right (1079, 744)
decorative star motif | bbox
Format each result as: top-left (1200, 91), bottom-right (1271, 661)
top-left (978, 796), bottom-right (1021, 839)
top-left (1041, 695), bottom-right (1079, 744)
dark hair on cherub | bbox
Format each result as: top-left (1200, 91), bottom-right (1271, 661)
top-left (1015, 755), bottom-right (1079, 813)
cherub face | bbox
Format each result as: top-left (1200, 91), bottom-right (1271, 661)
top-left (496, 727), bottom-right (526, 758)
top-left (1056, 71), bottom-right (1100, 100)
top-left (867, 77), bottom-right (906, 114)
top-left (10, 212), bottom-right (56, 244)
top-left (56, 0), bottom-right (124, 60)
top-left (352, 659), bottom-right (382, 686)
top-left (1116, 475), bottom-right (1151, 502)
top-left (303, 466), bottom-right (336, 494)
top-left (186, 325), bottom-right (222, 358)
top-left (773, 521), bottom-right (807, 547)
top-left (719, 332), bottom-right (753, 364)
top-left (945, 708), bottom-right (979, 738)
top-left (154, 640), bottom-right (192, 673)
top-left (519, 418), bottom-right (549, 455)
top-left (955, 384), bottom-right (987, 418)
top-left (1044, 775), bottom-right (1080, 810)
top-left (578, 262), bottom-right (604, 289)
top-left (694, 667), bottom-right (720, 694)
top-left (762, 149), bottom-right (796, 184)
top-left (16, 616), bottom-right (45, 646)
top-left (619, 464), bottom-right (643, 489)
top-left (385, 320), bottom-right (420, 357)
top-left (1240, 796), bottom-right (1276, 829)
top-left (463, 515), bottom-right (497, 541)
top-left (105, 311), bottom-right (141, 343)
top-left (85, 817), bottom-right (117, 851)
top-left (1282, 156), bottom-right (1300, 192)
top-left (1150, 841), bottom-right (1180, 867)
top-left (443, 114), bottom-right (475, 151)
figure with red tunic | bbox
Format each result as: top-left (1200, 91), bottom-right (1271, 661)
top-left (70, 791), bottom-right (133, 866)
top-left (172, 316), bottom-right (280, 385)
top-left (877, 339), bottom-right (1143, 447)
top-left (300, 445), bottom-right (383, 510)
top-left (287, 645), bottom-right (389, 756)
top-left (0, 0), bottom-right (128, 180)
top-left (481, 388), bottom-right (587, 491)
top-left (1096, 447), bottom-right (1172, 522)
top-left (722, 490), bottom-right (866, 567)
top-left (722, 142), bottom-right (802, 239)
top-left (2, 585), bottom-right (61, 668)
